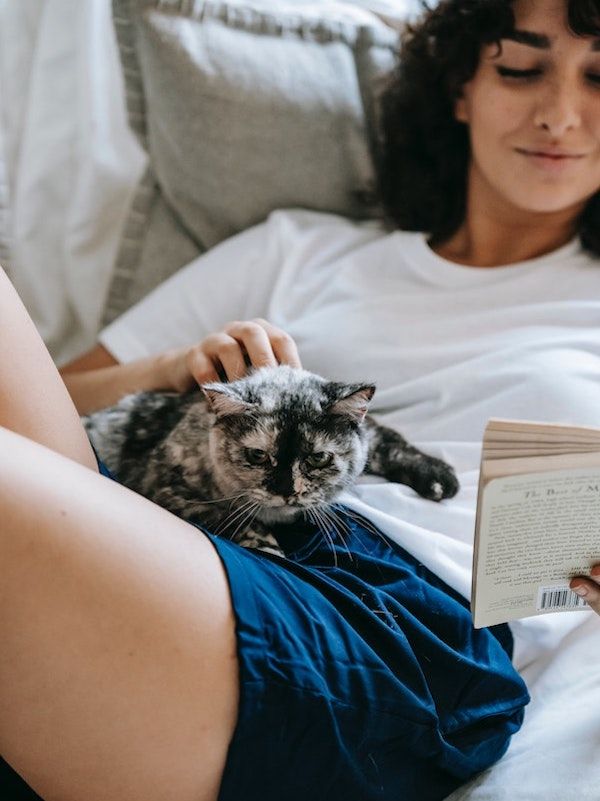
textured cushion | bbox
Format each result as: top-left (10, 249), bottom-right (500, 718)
top-left (103, 0), bottom-right (398, 324)
top-left (0, 116), bottom-right (11, 270)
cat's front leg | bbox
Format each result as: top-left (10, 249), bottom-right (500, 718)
top-left (233, 527), bottom-right (285, 558)
top-left (364, 417), bottom-right (459, 501)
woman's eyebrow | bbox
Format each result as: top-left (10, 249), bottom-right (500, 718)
top-left (503, 28), bottom-right (600, 51)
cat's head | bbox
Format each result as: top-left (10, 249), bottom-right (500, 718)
top-left (201, 365), bottom-right (375, 523)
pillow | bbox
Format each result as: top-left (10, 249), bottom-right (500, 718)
top-left (0, 118), bottom-right (11, 270)
top-left (102, 0), bottom-right (398, 324)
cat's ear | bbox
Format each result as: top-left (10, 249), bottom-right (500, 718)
top-left (202, 385), bottom-right (253, 418)
top-left (328, 384), bottom-right (375, 423)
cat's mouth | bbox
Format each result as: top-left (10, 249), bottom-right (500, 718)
top-left (268, 497), bottom-right (302, 508)
top-left (257, 503), bottom-right (305, 524)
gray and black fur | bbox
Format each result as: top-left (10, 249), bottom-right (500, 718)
top-left (84, 366), bottom-right (459, 556)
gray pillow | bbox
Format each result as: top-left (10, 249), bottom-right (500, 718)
top-left (103, 0), bottom-right (398, 325)
top-left (0, 120), bottom-right (11, 269)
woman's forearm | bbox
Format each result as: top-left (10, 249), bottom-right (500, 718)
top-left (60, 354), bottom-right (172, 416)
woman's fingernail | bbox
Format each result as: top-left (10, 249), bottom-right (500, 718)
top-left (572, 586), bottom-right (588, 597)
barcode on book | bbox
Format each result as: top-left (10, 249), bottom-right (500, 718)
top-left (536, 585), bottom-right (588, 611)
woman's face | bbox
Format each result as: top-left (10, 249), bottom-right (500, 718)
top-left (455, 0), bottom-right (600, 219)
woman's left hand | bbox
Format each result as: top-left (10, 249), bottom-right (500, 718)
top-left (570, 566), bottom-right (600, 615)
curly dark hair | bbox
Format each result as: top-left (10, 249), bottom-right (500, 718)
top-left (376, 0), bottom-right (600, 256)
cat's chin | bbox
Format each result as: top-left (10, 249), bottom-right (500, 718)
top-left (256, 505), bottom-right (305, 524)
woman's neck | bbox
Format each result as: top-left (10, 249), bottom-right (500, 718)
top-left (431, 220), bottom-right (578, 268)
top-left (431, 163), bottom-right (583, 268)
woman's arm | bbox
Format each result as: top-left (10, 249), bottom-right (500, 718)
top-left (60, 320), bottom-right (302, 416)
top-left (59, 344), bottom-right (177, 415)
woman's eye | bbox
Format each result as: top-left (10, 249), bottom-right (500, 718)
top-left (495, 66), bottom-right (541, 80)
top-left (244, 448), bottom-right (269, 465)
top-left (495, 66), bottom-right (600, 87)
top-left (306, 452), bottom-right (333, 469)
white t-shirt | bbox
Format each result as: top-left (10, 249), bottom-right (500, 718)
top-left (99, 208), bottom-right (600, 666)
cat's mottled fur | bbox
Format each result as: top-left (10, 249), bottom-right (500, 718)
top-left (84, 366), bottom-right (459, 555)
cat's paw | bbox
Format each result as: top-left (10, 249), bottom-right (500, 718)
top-left (234, 529), bottom-right (286, 557)
top-left (415, 457), bottom-right (459, 501)
top-left (389, 455), bottom-right (460, 501)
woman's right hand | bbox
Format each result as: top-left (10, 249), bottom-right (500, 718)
top-left (570, 566), bottom-right (600, 616)
top-left (158, 318), bottom-right (303, 392)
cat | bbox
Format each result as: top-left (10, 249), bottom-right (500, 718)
top-left (84, 365), bottom-right (459, 556)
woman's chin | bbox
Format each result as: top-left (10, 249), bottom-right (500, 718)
top-left (506, 190), bottom-right (589, 217)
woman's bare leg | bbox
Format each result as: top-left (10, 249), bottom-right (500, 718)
top-left (0, 425), bottom-right (239, 801)
top-left (0, 265), bottom-right (97, 469)
top-left (0, 266), bottom-right (238, 798)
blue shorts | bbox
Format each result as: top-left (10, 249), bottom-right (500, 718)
top-left (206, 516), bottom-right (528, 801)
top-left (97, 454), bottom-right (529, 801)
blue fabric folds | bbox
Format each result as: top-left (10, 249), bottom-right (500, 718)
top-left (207, 508), bottom-right (529, 801)
top-left (94, 448), bottom-right (116, 479)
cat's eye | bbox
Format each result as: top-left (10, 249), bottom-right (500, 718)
top-left (244, 448), bottom-right (269, 465)
top-left (306, 452), bottom-right (333, 469)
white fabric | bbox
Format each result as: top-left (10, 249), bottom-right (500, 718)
top-left (0, 0), bottom-right (146, 364)
top-left (100, 207), bottom-right (600, 669)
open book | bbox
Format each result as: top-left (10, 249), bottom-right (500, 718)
top-left (472, 418), bottom-right (600, 628)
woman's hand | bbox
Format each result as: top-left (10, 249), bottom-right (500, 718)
top-left (570, 566), bottom-right (600, 615)
top-left (159, 319), bottom-right (302, 392)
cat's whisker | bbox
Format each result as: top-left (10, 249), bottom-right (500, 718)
top-left (315, 504), bottom-right (353, 562)
top-left (212, 501), bottom-right (246, 536)
top-left (306, 508), bottom-right (325, 553)
top-left (331, 503), bottom-right (391, 551)
top-left (247, 503), bottom-right (261, 530)
top-left (229, 501), bottom-right (261, 543)
top-left (224, 498), bottom-right (259, 532)
top-left (321, 503), bottom-right (351, 545)
top-left (197, 492), bottom-right (250, 506)
top-left (320, 503), bottom-right (352, 538)
top-left (213, 498), bottom-right (257, 537)
top-left (308, 506), bottom-right (339, 567)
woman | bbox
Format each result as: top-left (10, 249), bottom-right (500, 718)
top-left (1, 0), bottom-right (599, 798)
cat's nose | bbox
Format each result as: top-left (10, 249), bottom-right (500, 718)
top-left (267, 472), bottom-right (295, 498)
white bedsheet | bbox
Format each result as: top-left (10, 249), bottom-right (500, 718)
top-left (2, 2), bottom-right (600, 799)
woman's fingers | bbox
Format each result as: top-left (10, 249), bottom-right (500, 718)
top-left (224, 321), bottom-right (278, 372)
top-left (202, 332), bottom-right (248, 381)
top-left (252, 319), bottom-right (302, 368)
top-left (570, 566), bottom-right (600, 615)
top-left (224, 320), bottom-right (302, 372)
top-left (185, 343), bottom-right (224, 385)
top-left (177, 320), bottom-right (302, 389)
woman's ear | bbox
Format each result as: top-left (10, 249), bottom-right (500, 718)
top-left (454, 92), bottom-right (469, 124)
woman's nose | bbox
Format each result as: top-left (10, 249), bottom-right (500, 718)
top-left (533, 81), bottom-right (582, 137)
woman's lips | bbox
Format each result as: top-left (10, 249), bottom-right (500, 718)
top-left (515, 147), bottom-right (585, 173)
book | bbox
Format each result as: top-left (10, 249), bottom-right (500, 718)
top-left (471, 418), bottom-right (600, 628)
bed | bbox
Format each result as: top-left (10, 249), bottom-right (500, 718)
top-left (1, 1), bottom-right (599, 799)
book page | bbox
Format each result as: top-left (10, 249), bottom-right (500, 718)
top-left (485, 418), bottom-right (600, 440)
top-left (473, 467), bottom-right (600, 627)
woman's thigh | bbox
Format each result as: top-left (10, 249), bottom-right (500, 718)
top-left (0, 425), bottom-right (239, 801)
top-left (0, 266), bottom-right (97, 470)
